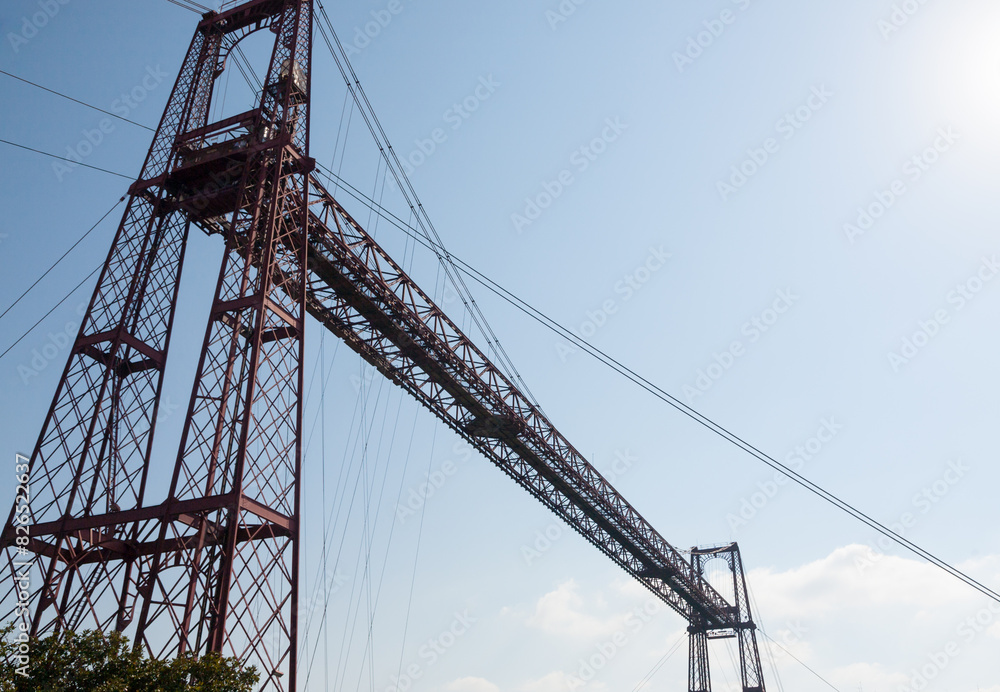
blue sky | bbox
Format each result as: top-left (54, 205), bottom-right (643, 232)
top-left (2, 1), bottom-right (1000, 690)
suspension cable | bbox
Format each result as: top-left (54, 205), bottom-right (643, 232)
top-left (0, 197), bottom-right (122, 324)
top-left (6, 2), bottom-right (996, 610)
top-left (312, 5), bottom-right (543, 410)
top-left (312, 162), bottom-right (1000, 607)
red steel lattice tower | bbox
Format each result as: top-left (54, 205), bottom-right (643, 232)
top-left (688, 544), bottom-right (766, 692)
top-left (2, 2), bottom-right (772, 690)
top-left (2, 1), bottom-right (313, 688)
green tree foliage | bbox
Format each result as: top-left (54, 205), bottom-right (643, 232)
top-left (0, 623), bottom-right (259, 692)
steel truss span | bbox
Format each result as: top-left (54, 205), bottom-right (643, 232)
top-left (0, 1), bottom-right (767, 689)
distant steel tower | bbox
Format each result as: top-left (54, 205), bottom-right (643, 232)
top-left (688, 545), bottom-right (766, 692)
top-left (1, 1), bottom-right (770, 690)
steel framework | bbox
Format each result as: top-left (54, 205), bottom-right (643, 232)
top-left (1, 1), bottom-right (768, 690)
top-left (689, 544), bottom-right (766, 692)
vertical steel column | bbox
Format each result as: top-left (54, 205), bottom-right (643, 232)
top-left (729, 546), bottom-right (766, 692)
top-left (0, 20), bottom-right (221, 639)
top-left (132, 4), bottom-right (312, 690)
top-left (2, 4), bottom-right (312, 691)
top-left (688, 624), bottom-right (712, 692)
top-left (690, 543), bottom-right (766, 692)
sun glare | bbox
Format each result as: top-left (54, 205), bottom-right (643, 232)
top-left (940, 9), bottom-right (1000, 125)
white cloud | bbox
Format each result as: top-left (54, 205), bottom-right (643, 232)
top-left (826, 661), bottom-right (909, 690)
top-left (524, 580), bottom-right (630, 640)
top-left (444, 677), bottom-right (500, 692)
top-left (740, 545), bottom-right (1000, 691)
top-left (440, 671), bottom-right (609, 692)
top-left (500, 547), bottom-right (1000, 692)
top-left (517, 671), bottom-right (580, 692)
top-left (748, 544), bottom-right (995, 623)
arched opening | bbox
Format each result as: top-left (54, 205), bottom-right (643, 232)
top-left (166, 21), bottom-right (308, 232)
top-left (209, 27), bottom-right (278, 125)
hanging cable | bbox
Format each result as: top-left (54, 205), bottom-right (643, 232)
top-left (348, 377), bottom-right (405, 692)
top-left (391, 423), bottom-right (437, 692)
top-left (0, 197), bottom-right (122, 324)
top-left (0, 264), bottom-right (101, 363)
top-left (312, 6), bottom-right (543, 410)
top-left (307, 369), bottom-right (394, 688)
top-left (327, 373), bottom-right (391, 692)
top-left (6, 3), bottom-right (995, 609)
top-left (344, 381), bottom-right (415, 692)
top-left (759, 630), bottom-right (842, 692)
top-left (320, 333), bottom-right (331, 692)
top-left (298, 80), bottom-right (360, 674)
top-left (630, 631), bottom-right (685, 692)
top-left (228, 51), bottom-right (258, 93)
top-left (305, 374), bottom-right (369, 686)
top-left (303, 356), bottom-right (367, 685)
top-left (747, 582), bottom-right (786, 692)
top-left (299, 335), bottom-right (343, 664)
top-left (163, 0), bottom-right (211, 14)
top-left (163, 0), bottom-right (262, 92)
top-left (233, 45), bottom-right (263, 92)
top-left (20, 136), bottom-right (995, 607)
top-left (712, 644), bottom-right (735, 691)
top-left (314, 160), bottom-right (1000, 606)
top-left (327, 91), bottom-right (354, 200)
top-left (355, 364), bottom-right (377, 692)
top-left (355, 405), bottom-right (421, 687)
top-left (0, 70), bottom-right (155, 131)
top-left (724, 637), bottom-right (742, 688)
top-left (0, 138), bottom-right (132, 179)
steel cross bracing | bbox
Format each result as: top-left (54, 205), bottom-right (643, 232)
top-left (2, 1), bottom-right (314, 689)
top-left (292, 177), bottom-right (736, 628)
top-left (0, 0), bottom-right (768, 689)
top-left (689, 545), bottom-right (765, 692)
